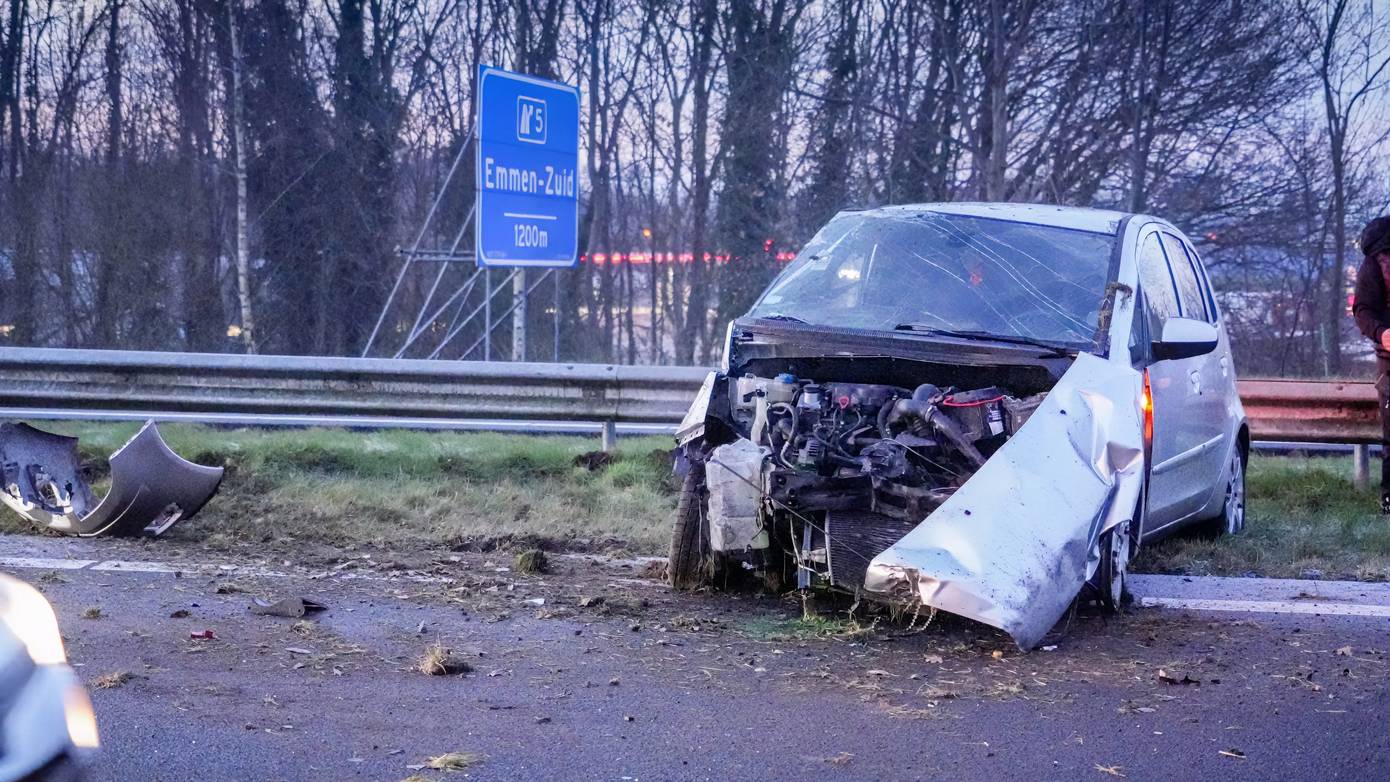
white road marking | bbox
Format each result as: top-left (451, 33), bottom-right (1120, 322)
top-left (0, 556), bottom-right (96, 570)
top-left (1140, 596), bottom-right (1390, 618)
top-left (3, 551), bottom-right (1390, 618)
top-left (90, 560), bottom-right (185, 573)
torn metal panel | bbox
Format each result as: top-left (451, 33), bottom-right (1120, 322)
top-left (862, 353), bottom-right (1145, 650)
top-left (0, 421), bottom-right (223, 537)
top-left (675, 371), bottom-right (718, 446)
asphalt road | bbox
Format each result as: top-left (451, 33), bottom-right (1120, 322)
top-left (7, 536), bottom-right (1390, 782)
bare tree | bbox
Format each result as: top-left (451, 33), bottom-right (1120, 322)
top-left (1300, 0), bottom-right (1390, 374)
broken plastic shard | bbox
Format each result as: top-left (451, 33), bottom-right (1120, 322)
top-left (0, 420), bottom-right (223, 537)
top-left (862, 353), bottom-right (1145, 650)
top-left (250, 597), bottom-right (328, 618)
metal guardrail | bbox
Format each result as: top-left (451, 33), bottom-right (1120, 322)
top-left (1237, 378), bottom-right (1378, 445)
top-left (0, 348), bottom-right (709, 438)
top-left (0, 347), bottom-right (1380, 447)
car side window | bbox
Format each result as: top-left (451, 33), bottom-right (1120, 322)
top-left (1138, 232), bottom-right (1180, 334)
top-left (1160, 232), bottom-right (1209, 322)
top-left (1182, 240), bottom-right (1221, 322)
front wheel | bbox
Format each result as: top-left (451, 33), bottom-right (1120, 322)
top-left (668, 463), bottom-right (711, 590)
top-left (1096, 520), bottom-right (1132, 614)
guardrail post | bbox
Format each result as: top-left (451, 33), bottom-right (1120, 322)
top-left (601, 419), bottom-right (617, 453)
top-left (1354, 444), bottom-right (1371, 491)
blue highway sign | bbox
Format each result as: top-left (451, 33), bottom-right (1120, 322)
top-left (475, 65), bottom-right (581, 267)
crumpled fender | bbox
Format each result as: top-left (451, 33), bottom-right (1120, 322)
top-left (0, 421), bottom-right (223, 537)
top-left (862, 352), bottom-right (1145, 649)
top-left (676, 371), bottom-right (718, 446)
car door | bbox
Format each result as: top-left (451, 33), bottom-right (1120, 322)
top-left (1136, 229), bottom-right (1209, 529)
top-left (1159, 232), bottom-right (1232, 496)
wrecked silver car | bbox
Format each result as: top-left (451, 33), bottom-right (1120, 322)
top-left (0, 421), bottom-right (223, 537)
top-left (670, 203), bottom-right (1247, 649)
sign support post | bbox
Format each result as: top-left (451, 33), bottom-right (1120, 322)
top-left (363, 65), bottom-right (578, 361)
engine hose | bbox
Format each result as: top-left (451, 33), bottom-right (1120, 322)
top-left (929, 411), bottom-right (987, 468)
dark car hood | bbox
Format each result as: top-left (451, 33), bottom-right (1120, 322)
top-left (728, 318), bottom-right (1078, 376)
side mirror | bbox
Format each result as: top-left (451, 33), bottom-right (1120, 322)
top-left (1152, 318), bottom-right (1219, 361)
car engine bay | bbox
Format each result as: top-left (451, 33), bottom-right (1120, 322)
top-left (705, 368), bottom-right (1049, 591)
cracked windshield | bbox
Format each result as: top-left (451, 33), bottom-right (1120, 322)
top-left (749, 211), bottom-right (1116, 346)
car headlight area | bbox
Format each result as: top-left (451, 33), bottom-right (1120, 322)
top-left (0, 575), bottom-right (98, 781)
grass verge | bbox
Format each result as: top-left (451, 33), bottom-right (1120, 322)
top-left (4, 423), bottom-right (1387, 580)
top-left (1135, 454), bottom-right (1390, 581)
top-left (0, 422), bottom-right (678, 556)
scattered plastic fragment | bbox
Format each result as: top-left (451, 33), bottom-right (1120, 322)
top-left (250, 597), bottom-right (327, 618)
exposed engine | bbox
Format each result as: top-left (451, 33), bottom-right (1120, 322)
top-left (707, 372), bottom-right (1045, 591)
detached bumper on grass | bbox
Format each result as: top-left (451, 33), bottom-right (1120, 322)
top-left (0, 420), bottom-right (223, 537)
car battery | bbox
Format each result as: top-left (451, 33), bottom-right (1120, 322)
top-left (941, 386), bottom-right (1007, 442)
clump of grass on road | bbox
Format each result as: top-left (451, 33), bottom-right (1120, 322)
top-left (92, 671), bottom-right (132, 689)
top-left (0, 422), bottom-right (678, 555)
top-left (416, 642), bottom-right (471, 676)
top-left (1135, 454), bottom-right (1390, 581)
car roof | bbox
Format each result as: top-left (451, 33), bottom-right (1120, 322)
top-left (857, 202), bottom-right (1129, 236)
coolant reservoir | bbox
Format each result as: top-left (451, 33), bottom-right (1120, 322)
top-left (767, 373), bottom-right (798, 405)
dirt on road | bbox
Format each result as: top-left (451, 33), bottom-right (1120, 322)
top-left (6, 533), bottom-right (1387, 782)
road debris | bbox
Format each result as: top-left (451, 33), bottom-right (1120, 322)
top-left (824, 751), bottom-right (854, 767)
top-left (190, 629), bottom-right (216, 640)
top-left (417, 642), bottom-right (471, 676)
top-left (514, 549), bottom-right (548, 574)
top-left (250, 596), bottom-right (327, 618)
top-left (0, 420), bottom-right (223, 537)
top-left (1219, 749), bottom-right (1247, 760)
top-left (414, 751), bottom-right (483, 771)
top-left (1157, 669), bottom-right (1200, 686)
top-left (81, 606), bottom-right (103, 619)
top-left (93, 671), bottom-right (133, 689)
top-left (1094, 764), bottom-right (1126, 777)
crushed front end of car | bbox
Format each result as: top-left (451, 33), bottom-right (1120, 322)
top-left (670, 206), bottom-right (1145, 649)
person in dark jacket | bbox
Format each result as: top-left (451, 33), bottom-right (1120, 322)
top-left (1352, 215), bottom-right (1390, 512)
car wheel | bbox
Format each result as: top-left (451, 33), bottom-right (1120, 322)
top-left (1213, 447), bottom-right (1247, 536)
top-left (668, 463), bottom-right (712, 590)
top-left (1097, 520), bottom-right (1132, 614)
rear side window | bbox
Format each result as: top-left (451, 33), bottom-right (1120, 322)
top-left (1160, 232), bottom-right (1210, 322)
top-left (1138, 233), bottom-right (1180, 332)
top-left (1183, 241), bottom-right (1220, 321)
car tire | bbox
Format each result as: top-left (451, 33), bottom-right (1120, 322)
top-left (1097, 520), bottom-right (1132, 614)
top-left (668, 462), bottom-right (711, 590)
top-left (1204, 447), bottom-right (1247, 536)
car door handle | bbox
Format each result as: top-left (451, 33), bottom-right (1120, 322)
top-left (1189, 370), bottom-right (1201, 394)
top-left (1219, 355), bottom-right (1229, 378)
